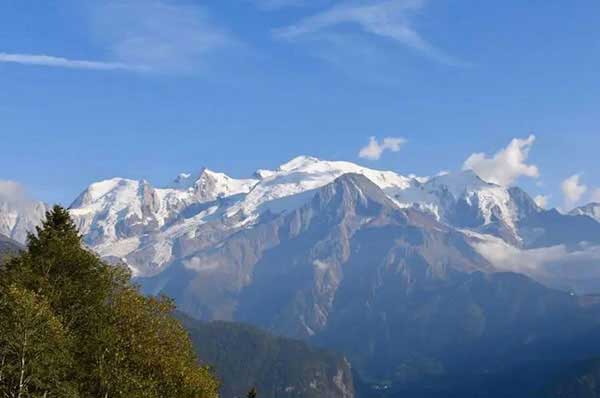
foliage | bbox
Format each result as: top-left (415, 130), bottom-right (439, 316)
top-left (0, 205), bottom-right (219, 398)
top-left (0, 284), bottom-right (76, 397)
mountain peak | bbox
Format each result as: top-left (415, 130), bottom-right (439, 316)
top-left (316, 173), bottom-right (398, 211)
top-left (69, 177), bottom-right (139, 208)
top-left (277, 155), bottom-right (321, 172)
top-left (427, 169), bottom-right (497, 196)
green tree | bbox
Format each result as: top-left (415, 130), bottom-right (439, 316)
top-left (0, 205), bottom-right (219, 398)
top-left (96, 290), bottom-right (219, 398)
top-left (247, 387), bottom-right (257, 398)
top-left (0, 284), bottom-right (76, 398)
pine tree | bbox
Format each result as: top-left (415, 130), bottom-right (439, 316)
top-left (247, 387), bottom-right (258, 398)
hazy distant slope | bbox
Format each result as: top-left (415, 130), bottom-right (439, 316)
top-left (0, 233), bottom-right (23, 259)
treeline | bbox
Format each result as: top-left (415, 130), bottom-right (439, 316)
top-left (0, 206), bottom-right (220, 398)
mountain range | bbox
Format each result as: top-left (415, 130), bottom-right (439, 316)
top-left (4, 156), bottom-right (600, 396)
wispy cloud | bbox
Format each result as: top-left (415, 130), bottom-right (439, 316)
top-left (274, 0), bottom-right (464, 66)
top-left (3, 1), bottom-right (236, 74)
top-left (463, 135), bottom-right (539, 186)
top-left (0, 52), bottom-right (140, 71)
top-left (359, 136), bottom-right (406, 160)
top-left (253, 0), bottom-right (308, 10)
top-left (90, 0), bottom-right (236, 73)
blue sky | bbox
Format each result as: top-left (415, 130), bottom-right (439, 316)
top-left (0, 0), bottom-right (599, 209)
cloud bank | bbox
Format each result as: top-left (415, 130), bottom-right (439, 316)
top-left (472, 234), bottom-right (600, 294)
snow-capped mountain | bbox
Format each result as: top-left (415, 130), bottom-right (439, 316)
top-left (393, 170), bottom-right (543, 245)
top-left (136, 173), bottom-right (600, 391)
top-left (67, 156), bottom-right (544, 277)
top-left (0, 198), bottom-right (48, 244)
top-left (5, 155), bottom-right (598, 292)
top-left (570, 202), bottom-right (600, 222)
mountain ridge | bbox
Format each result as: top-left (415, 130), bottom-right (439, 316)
top-left (64, 157), bottom-right (542, 277)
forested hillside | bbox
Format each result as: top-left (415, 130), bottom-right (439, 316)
top-left (181, 316), bottom-right (354, 398)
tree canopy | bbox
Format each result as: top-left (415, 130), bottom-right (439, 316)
top-left (0, 205), bottom-right (219, 398)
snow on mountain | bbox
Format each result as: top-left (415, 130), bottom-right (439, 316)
top-left (68, 169), bottom-right (259, 275)
top-left (0, 198), bottom-right (48, 244)
top-left (70, 169), bottom-right (258, 242)
top-left (225, 156), bottom-right (414, 219)
top-left (392, 170), bottom-right (540, 244)
top-left (570, 203), bottom-right (600, 223)
top-left (67, 156), bottom-right (544, 276)
top-left (68, 157), bottom-right (419, 275)
top-left (6, 155), bottom-right (600, 301)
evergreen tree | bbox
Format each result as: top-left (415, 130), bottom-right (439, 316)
top-left (0, 205), bottom-right (219, 398)
top-left (247, 387), bottom-right (258, 398)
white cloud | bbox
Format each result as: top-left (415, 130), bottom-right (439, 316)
top-left (462, 135), bottom-right (539, 186)
top-left (561, 174), bottom-right (588, 209)
top-left (0, 180), bottom-right (43, 214)
top-left (274, 0), bottom-right (463, 66)
top-left (90, 0), bottom-right (236, 73)
top-left (534, 195), bottom-right (550, 208)
top-left (0, 180), bottom-right (28, 205)
top-left (358, 136), bottom-right (406, 160)
top-left (590, 188), bottom-right (600, 204)
top-left (0, 52), bottom-right (140, 71)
